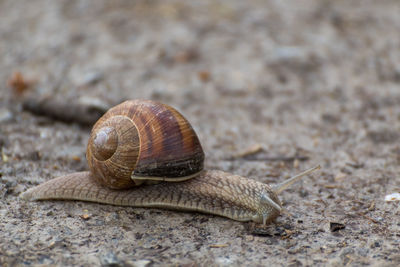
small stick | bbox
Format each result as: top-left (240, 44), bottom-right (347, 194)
top-left (232, 144), bottom-right (264, 158)
top-left (22, 96), bottom-right (109, 126)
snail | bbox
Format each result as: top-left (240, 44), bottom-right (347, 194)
top-left (21, 99), bottom-right (320, 225)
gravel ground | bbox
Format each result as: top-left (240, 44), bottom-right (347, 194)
top-left (1, 0), bottom-right (400, 266)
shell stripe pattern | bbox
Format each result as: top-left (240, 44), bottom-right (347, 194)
top-left (130, 100), bottom-right (204, 178)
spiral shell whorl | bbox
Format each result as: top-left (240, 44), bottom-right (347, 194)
top-left (86, 100), bottom-right (204, 189)
top-left (92, 126), bottom-right (118, 161)
top-left (87, 115), bottom-right (140, 189)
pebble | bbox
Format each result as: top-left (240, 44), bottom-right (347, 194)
top-left (0, 108), bottom-right (13, 123)
top-left (126, 260), bottom-right (152, 267)
top-left (271, 46), bottom-right (308, 62)
top-left (99, 251), bottom-right (121, 267)
top-left (330, 222), bottom-right (346, 232)
top-left (384, 192), bottom-right (400, 202)
top-left (2, 150), bottom-right (9, 162)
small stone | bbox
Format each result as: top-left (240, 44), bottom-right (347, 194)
top-left (126, 260), bottom-right (152, 267)
top-left (46, 211), bottom-right (54, 216)
top-left (81, 214), bottom-right (90, 220)
top-left (330, 222), bottom-right (345, 232)
top-left (99, 251), bottom-right (121, 267)
top-left (0, 108), bottom-right (13, 123)
top-left (80, 209), bottom-right (91, 220)
top-left (293, 158), bottom-right (300, 168)
top-left (334, 172), bottom-right (346, 181)
top-left (1, 151), bottom-right (9, 162)
top-left (372, 241), bottom-right (380, 248)
top-left (244, 235), bottom-right (254, 242)
top-left (357, 247), bottom-right (369, 257)
top-left (71, 155), bottom-right (81, 162)
top-left (384, 192), bottom-right (400, 202)
top-left (272, 46), bottom-right (307, 62)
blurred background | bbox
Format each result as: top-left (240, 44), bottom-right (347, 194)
top-left (1, 0), bottom-right (400, 266)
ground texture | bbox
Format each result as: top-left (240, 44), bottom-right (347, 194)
top-left (1, 0), bottom-right (400, 266)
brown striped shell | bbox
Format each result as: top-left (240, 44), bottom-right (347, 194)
top-left (86, 100), bottom-right (205, 189)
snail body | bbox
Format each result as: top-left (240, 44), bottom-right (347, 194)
top-left (21, 100), bottom-right (319, 224)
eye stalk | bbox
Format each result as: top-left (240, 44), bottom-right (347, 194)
top-left (272, 165), bottom-right (321, 194)
top-left (255, 165), bottom-right (321, 225)
top-left (260, 193), bottom-right (282, 225)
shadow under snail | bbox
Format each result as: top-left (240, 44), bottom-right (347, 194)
top-left (21, 99), bottom-right (320, 225)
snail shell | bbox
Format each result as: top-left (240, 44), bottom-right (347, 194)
top-left (21, 99), bottom-right (320, 224)
top-left (86, 99), bottom-right (204, 189)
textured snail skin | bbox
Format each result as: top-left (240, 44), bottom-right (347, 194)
top-left (20, 170), bottom-right (281, 224)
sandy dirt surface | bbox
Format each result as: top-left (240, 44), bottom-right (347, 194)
top-left (1, 0), bottom-right (400, 266)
